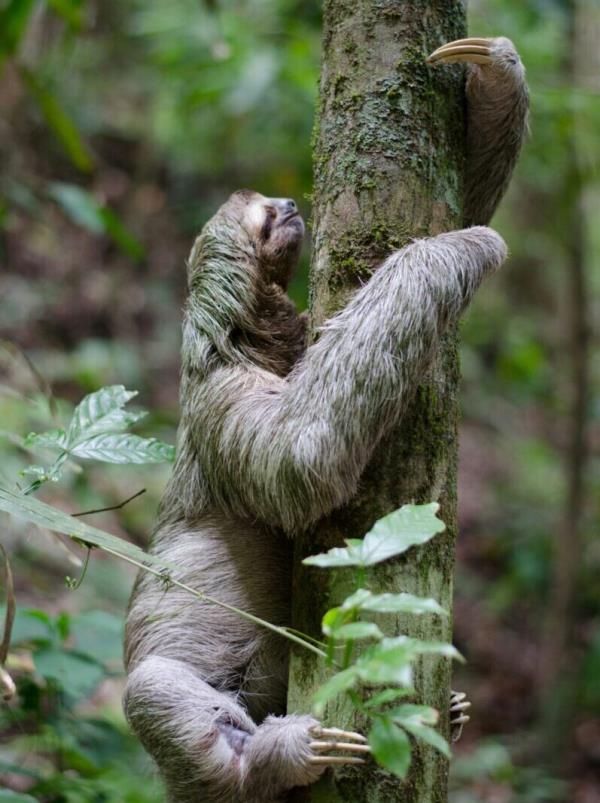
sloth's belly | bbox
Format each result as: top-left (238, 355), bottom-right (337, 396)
top-left (126, 512), bottom-right (293, 699)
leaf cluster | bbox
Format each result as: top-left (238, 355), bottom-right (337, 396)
top-left (305, 504), bottom-right (459, 778)
top-left (21, 385), bottom-right (174, 493)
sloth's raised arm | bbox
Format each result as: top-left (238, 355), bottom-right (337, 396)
top-left (190, 227), bottom-right (506, 533)
top-left (428, 36), bottom-right (529, 226)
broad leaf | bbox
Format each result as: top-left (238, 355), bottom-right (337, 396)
top-left (1, 607), bottom-right (54, 645)
top-left (353, 636), bottom-right (461, 687)
top-left (70, 610), bottom-right (124, 666)
top-left (321, 606), bottom-right (347, 636)
top-left (359, 504), bottom-right (446, 565)
top-left (48, 184), bottom-right (144, 258)
top-left (67, 385), bottom-right (138, 444)
top-left (342, 588), bottom-right (447, 617)
top-left (363, 688), bottom-right (414, 709)
top-left (402, 721), bottom-right (451, 758)
top-left (24, 429), bottom-right (68, 451)
top-left (395, 637), bottom-right (464, 662)
top-left (0, 791), bottom-right (38, 803)
top-left (333, 622), bottom-right (383, 641)
top-left (369, 717), bottom-right (411, 778)
top-left (388, 703), bottom-right (439, 726)
top-left (34, 646), bottom-right (105, 699)
top-left (303, 544), bottom-right (362, 568)
top-left (303, 503), bottom-right (445, 569)
top-left (48, 182), bottom-right (103, 232)
top-left (354, 639), bottom-right (414, 687)
top-left (70, 433), bottom-right (175, 463)
top-left (312, 667), bottom-right (358, 714)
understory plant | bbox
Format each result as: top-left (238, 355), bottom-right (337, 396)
top-left (0, 380), bottom-right (458, 794)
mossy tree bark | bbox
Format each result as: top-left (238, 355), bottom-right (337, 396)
top-left (288, 2), bottom-right (467, 801)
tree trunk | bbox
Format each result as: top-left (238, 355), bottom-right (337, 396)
top-left (538, 0), bottom-right (593, 764)
top-left (288, 2), bottom-right (467, 801)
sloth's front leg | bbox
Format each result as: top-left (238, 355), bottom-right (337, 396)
top-left (427, 36), bottom-right (529, 226)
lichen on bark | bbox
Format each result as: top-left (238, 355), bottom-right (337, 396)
top-left (288, 2), bottom-right (467, 801)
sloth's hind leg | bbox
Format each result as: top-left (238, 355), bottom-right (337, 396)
top-left (124, 655), bottom-right (256, 802)
top-left (124, 655), bottom-right (363, 803)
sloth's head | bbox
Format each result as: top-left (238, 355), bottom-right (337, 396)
top-left (228, 189), bottom-right (305, 287)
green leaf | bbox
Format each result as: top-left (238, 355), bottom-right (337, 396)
top-left (397, 637), bottom-right (464, 662)
top-left (354, 639), bottom-right (414, 686)
top-left (100, 207), bottom-right (145, 261)
top-left (20, 69), bottom-right (94, 172)
top-left (70, 433), bottom-right (175, 464)
top-left (358, 504), bottom-right (446, 566)
top-left (388, 703), bottom-right (439, 726)
top-left (369, 717), bottom-right (411, 778)
top-left (0, 485), bottom-right (171, 573)
top-left (0, 607), bottom-right (54, 644)
top-left (363, 688), bottom-right (414, 708)
top-left (48, 182), bottom-right (104, 233)
top-left (24, 428), bottom-right (68, 451)
top-left (401, 721), bottom-right (451, 759)
top-left (70, 610), bottom-right (124, 666)
top-left (0, 0), bottom-right (36, 64)
top-left (304, 503), bottom-right (445, 569)
top-left (333, 622), bottom-right (383, 641)
top-left (46, 0), bottom-right (84, 28)
top-left (312, 667), bottom-right (358, 715)
top-left (34, 647), bottom-right (105, 699)
top-left (321, 606), bottom-right (347, 636)
top-left (0, 791), bottom-right (39, 803)
top-left (303, 544), bottom-right (362, 568)
top-left (48, 184), bottom-right (144, 259)
top-left (339, 588), bottom-right (371, 609)
top-left (67, 385), bottom-right (138, 444)
top-left (352, 636), bottom-right (461, 688)
top-left (342, 588), bottom-right (447, 617)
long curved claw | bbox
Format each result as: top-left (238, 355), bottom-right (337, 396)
top-left (309, 726), bottom-right (367, 743)
top-left (308, 724), bottom-right (370, 768)
top-left (309, 756), bottom-right (366, 766)
top-left (450, 690), bottom-right (471, 742)
top-left (427, 37), bottom-right (494, 66)
top-left (310, 741), bottom-right (371, 754)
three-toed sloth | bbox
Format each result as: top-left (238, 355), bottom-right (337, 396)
top-left (124, 37), bottom-right (529, 803)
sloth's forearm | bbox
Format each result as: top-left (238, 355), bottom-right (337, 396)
top-left (197, 227), bottom-right (506, 532)
top-left (464, 64), bottom-right (529, 226)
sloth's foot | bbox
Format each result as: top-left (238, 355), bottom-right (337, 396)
top-left (450, 690), bottom-right (471, 742)
top-left (308, 725), bottom-right (370, 767)
top-left (426, 36), bottom-right (521, 71)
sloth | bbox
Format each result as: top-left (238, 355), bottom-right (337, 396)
top-left (124, 37), bottom-right (529, 803)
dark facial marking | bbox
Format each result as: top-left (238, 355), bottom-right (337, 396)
top-left (260, 207), bottom-right (276, 242)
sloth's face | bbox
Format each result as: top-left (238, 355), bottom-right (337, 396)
top-left (236, 191), bottom-right (305, 287)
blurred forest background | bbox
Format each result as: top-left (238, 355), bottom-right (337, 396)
top-left (0, 0), bottom-right (599, 801)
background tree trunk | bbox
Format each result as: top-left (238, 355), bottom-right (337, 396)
top-left (538, 0), bottom-right (594, 765)
top-left (288, 2), bottom-right (467, 801)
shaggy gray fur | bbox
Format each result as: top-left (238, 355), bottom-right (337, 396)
top-left (124, 39), bottom-right (528, 803)
top-left (464, 37), bottom-right (529, 226)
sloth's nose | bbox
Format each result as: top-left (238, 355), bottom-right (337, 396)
top-left (284, 199), bottom-right (297, 212)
